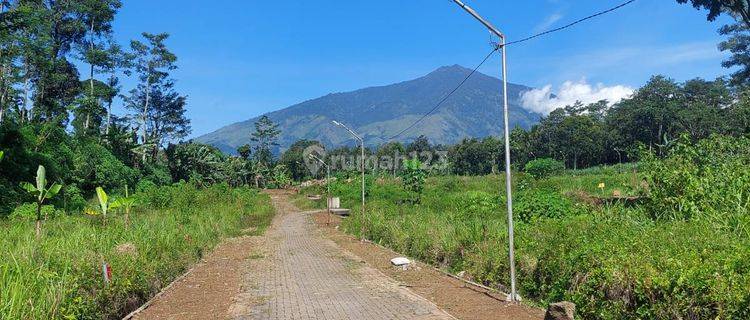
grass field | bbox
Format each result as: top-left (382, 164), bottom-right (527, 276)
top-left (0, 183), bottom-right (274, 319)
top-left (298, 167), bottom-right (750, 319)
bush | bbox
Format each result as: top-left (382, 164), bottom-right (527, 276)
top-left (10, 203), bottom-right (61, 220)
top-left (642, 134), bottom-right (750, 236)
top-left (60, 185), bottom-right (86, 214)
top-left (515, 188), bottom-right (579, 223)
top-left (524, 158), bottom-right (565, 179)
top-left (401, 159), bottom-right (426, 200)
top-left (141, 163), bottom-right (173, 186)
top-left (72, 140), bottom-right (140, 192)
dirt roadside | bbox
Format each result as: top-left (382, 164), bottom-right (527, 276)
top-left (310, 210), bottom-right (545, 320)
top-left (128, 232), bottom-right (267, 320)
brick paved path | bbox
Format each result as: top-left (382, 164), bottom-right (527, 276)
top-left (239, 193), bottom-right (454, 320)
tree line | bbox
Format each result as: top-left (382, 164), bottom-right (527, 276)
top-left (274, 75), bottom-right (750, 179)
top-left (0, 0), bottom-right (191, 216)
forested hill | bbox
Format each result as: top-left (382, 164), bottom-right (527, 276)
top-left (196, 65), bottom-right (541, 154)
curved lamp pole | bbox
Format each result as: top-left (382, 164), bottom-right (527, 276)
top-left (450, 0), bottom-right (519, 302)
top-left (332, 120), bottom-right (366, 240)
top-left (309, 154), bottom-right (331, 225)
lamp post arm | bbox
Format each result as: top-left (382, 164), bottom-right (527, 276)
top-left (450, 0), bottom-right (505, 39)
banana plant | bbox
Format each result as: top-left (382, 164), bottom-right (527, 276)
top-left (91, 187), bottom-right (116, 225)
top-left (20, 165), bottom-right (62, 238)
top-left (111, 185), bottom-right (137, 227)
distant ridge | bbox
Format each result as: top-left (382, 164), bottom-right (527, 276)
top-left (196, 65), bottom-right (541, 154)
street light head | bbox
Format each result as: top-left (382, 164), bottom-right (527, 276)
top-left (332, 120), bottom-right (342, 126)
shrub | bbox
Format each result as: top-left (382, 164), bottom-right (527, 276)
top-left (459, 190), bottom-right (499, 218)
top-left (642, 134), bottom-right (750, 236)
top-left (515, 188), bottom-right (579, 223)
top-left (10, 203), bottom-right (60, 220)
top-left (524, 158), bottom-right (565, 179)
top-left (72, 141), bottom-right (140, 192)
top-left (400, 158), bottom-right (426, 201)
top-left (59, 184), bottom-right (86, 214)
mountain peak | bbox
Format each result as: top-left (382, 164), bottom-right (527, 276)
top-left (430, 64), bottom-right (473, 74)
top-left (197, 64), bottom-right (541, 154)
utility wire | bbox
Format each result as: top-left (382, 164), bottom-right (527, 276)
top-left (387, 0), bottom-right (636, 140)
top-left (504, 0), bottom-right (636, 47)
top-left (388, 47), bottom-right (498, 140)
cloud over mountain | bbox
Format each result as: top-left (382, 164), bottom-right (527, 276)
top-left (520, 80), bottom-right (633, 115)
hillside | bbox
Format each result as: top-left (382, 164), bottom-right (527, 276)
top-left (196, 65), bottom-right (541, 153)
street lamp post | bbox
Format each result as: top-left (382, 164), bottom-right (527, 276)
top-left (450, 0), bottom-right (519, 302)
top-left (309, 154), bottom-right (331, 225)
top-left (332, 120), bottom-right (366, 240)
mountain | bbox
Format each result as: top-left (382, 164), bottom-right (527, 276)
top-left (196, 65), bottom-right (542, 154)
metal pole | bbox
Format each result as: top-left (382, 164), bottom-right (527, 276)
top-left (310, 154), bottom-right (332, 225)
top-left (449, 0), bottom-right (518, 302)
top-left (360, 139), bottom-right (366, 239)
top-left (327, 164), bottom-right (331, 225)
top-left (500, 37), bottom-right (518, 302)
top-left (332, 120), bottom-right (367, 240)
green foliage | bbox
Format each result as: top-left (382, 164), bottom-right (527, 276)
top-left (94, 187), bottom-right (111, 217)
top-left (0, 184), bottom-right (274, 319)
top-left (515, 188), bottom-right (579, 223)
top-left (448, 137), bottom-right (501, 175)
top-left (166, 142), bottom-right (226, 186)
top-left (60, 185), bottom-right (87, 214)
top-left (250, 115), bottom-right (280, 167)
top-left (642, 134), bottom-right (750, 236)
top-left (270, 164), bottom-right (292, 188)
top-left (72, 139), bottom-right (140, 191)
top-left (401, 158), bottom-right (426, 195)
top-left (10, 203), bottom-right (59, 220)
top-left (457, 190), bottom-right (499, 218)
top-left (524, 158), bottom-right (565, 179)
top-left (111, 185), bottom-right (138, 219)
top-left (279, 139), bottom-right (322, 181)
top-left (298, 159), bottom-right (750, 319)
top-left (20, 165), bottom-right (63, 218)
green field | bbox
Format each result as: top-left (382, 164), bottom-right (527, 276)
top-left (298, 160), bottom-right (750, 319)
top-left (0, 183), bottom-right (274, 319)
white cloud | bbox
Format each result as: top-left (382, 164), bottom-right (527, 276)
top-left (534, 13), bottom-right (563, 33)
top-left (520, 80), bottom-right (634, 115)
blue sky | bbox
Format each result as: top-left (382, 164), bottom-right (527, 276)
top-left (107, 0), bottom-right (735, 137)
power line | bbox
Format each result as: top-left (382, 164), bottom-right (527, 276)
top-left (388, 47), bottom-right (498, 140)
top-left (387, 0), bottom-right (636, 141)
top-left (505, 0), bottom-right (637, 47)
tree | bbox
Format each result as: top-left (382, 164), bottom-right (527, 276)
top-left (677, 0), bottom-right (750, 28)
top-left (74, 0), bottom-right (121, 134)
top-left (406, 135), bottom-right (432, 162)
top-left (375, 141), bottom-right (405, 175)
top-left (250, 115), bottom-right (280, 167)
top-left (448, 137), bottom-right (500, 175)
top-left (129, 32), bottom-right (177, 160)
top-left (237, 144), bottom-right (251, 160)
top-left (124, 78), bottom-right (189, 160)
top-left (20, 165), bottom-right (62, 238)
top-left (718, 23), bottom-right (750, 86)
top-left (279, 139), bottom-right (322, 181)
top-left (607, 76), bottom-right (682, 155)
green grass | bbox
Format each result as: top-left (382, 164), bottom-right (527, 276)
top-left (298, 172), bottom-right (750, 319)
top-left (0, 183), bottom-right (274, 319)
